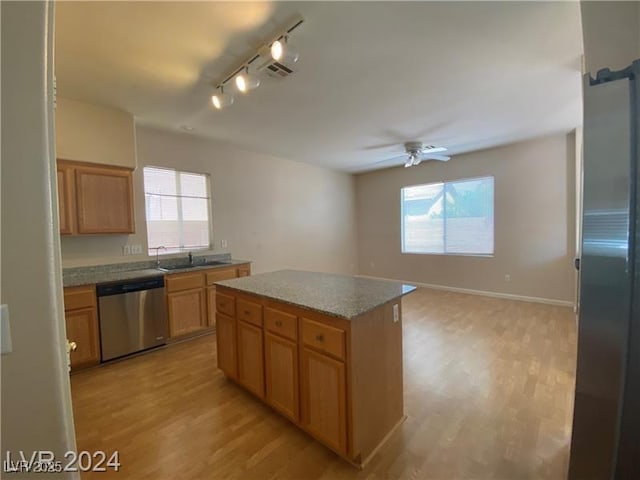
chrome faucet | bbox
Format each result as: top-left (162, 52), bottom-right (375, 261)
top-left (151, 246), bottom-right (166, 267)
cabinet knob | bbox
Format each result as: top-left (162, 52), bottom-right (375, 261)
top-left (275, 320), bottom-right (282, 327)
top-left (68, 341), bottom-right (78, 353)
top-left (315, 334), bottom-right (324, 342)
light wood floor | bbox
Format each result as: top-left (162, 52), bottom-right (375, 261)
top-left (71, 288), bottom-right (577, 479)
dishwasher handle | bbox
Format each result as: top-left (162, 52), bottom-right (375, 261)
top-left (97, 277), bottom-right (165, 297)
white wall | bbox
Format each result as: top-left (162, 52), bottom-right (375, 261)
top-left (61, 126), bottom-right (358, 275)
top-left (581, 1), bottom-right (640, 73)
top-left (55, 97), bottom-right (137, 168)
top-left (355, 133), bottom-right (576, 304)
top-left (1, 1), bottom-right (77, 477)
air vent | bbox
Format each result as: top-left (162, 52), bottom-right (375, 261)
top-left (265, 61), bottom-right (295, 79)
top-left (252, 46), bottom-right (296, 79)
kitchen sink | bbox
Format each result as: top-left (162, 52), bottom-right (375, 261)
top-left (157, 260), bottom-right (231, 272)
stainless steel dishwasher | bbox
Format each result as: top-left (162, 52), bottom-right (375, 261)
top-left (97, 275), bottom-right (168, 361)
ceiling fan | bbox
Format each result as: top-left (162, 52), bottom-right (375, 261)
top-left (384, 142), bottom-right (450, 168)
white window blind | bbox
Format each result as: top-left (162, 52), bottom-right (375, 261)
top-left (143, 166), bottom-right (212, 255)
top-left (401, 176), bottom-right (494, 255)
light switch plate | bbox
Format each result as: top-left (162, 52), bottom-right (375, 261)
top-left (131, 244), bottom-right (143, 255)
top-left (123, 245), bottom-right (131, 255)
top-left (1, 304), bottom-right (12, 354)
top-left (221, 240), bottom-right (228, 248)
top-left (392, 304), bottom-right (399, 323)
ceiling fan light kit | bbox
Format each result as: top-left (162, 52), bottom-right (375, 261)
top-left (210, 17), bottom-right (303, 110)
top-left (392, 141), bottom-right (451, 168)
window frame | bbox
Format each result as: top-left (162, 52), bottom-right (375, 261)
top-left (400, 175), bottom-right (495, 257)
top-left (143, 165), bottom-right (214, 256)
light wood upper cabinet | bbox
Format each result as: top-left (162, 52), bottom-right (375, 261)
top-left (63, 285), bottom-right (100, 372)
top-left (56, 160), bottom-right (134, 235)
top-left (265, 332), bottom-right (299, 422)
top-left (237, 320), bottom-right (265, 399)
top-left (75, 165), bottom-right (134, 234)
top-left (57, 165), bottom-right (74, 235)
top-left (300, 347), bottom-right (347, 455)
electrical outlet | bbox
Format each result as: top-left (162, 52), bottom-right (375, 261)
top-left (221, 240), bottom-right (228, 248)
top-left (131, 244), bottom-right (143, 255)
top-left (123, 245), bottom-right (131, 255)
top-left (505, 274), bottom-right (511, 282)
top-left (393, 304), bottom-right (399, 323)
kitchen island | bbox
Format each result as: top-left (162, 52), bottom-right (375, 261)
top-left (214, 270), bottom-right (416, 467)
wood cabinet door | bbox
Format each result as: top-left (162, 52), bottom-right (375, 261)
top-left (66, 306), bottom-right (100, 370)
top-left (300, 348), bottom-right (347, 454)
top-left (75, 165), bottom-right (134, 234)
top-left (216, 313), bottom-right (237, 379)
top-left (167, 288), bottom-right (207, 337)
top-left (265, 332), bottom-right (299, 423)
top-left (57, 166), bottom-right (74, 235)
top-left (207, 286), bottom-right (217, 327)
top-left (237, 320), bottom-right (265, 398)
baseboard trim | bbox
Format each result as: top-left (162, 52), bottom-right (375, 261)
top-left (357, 275), bottom-right (574, 308)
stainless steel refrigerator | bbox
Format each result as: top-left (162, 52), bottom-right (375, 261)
top-left (569, 59), bottom-right (639, 479)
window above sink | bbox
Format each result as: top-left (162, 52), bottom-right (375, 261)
top-left (143, 166), bottom-right (213, 256)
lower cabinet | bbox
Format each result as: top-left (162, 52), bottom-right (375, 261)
top-left (216, 313), bottom-right (237, 378)
top-left (214, 286), bottom-right (404, 466)
top-left (300, 347), bottom-right (347, 454)
top-left (166, 264), bottom-right (251, 339)
top-left (265, 332), bottom-right (299, 422)
top-left (167, 288), bottom-right (207, 337)
top-left (237, 320), bottom-right (265, 398)
top-left (63, 285), bottom-right (100, 372)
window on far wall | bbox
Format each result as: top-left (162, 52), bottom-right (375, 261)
top-left (401, 176), bottom-right (494, 255)
top-left (143, 166), bottom-right (212, 255)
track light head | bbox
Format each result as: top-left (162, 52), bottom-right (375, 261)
top-left (235, 68), bottom-right (261, 93)
top-left (211, 86), bottom-right (234, 110)
top-left (271, 37), bottom-right (299, 64)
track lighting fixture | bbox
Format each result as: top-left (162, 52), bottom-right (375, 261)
top-left (211, 86), bottom-right (234, 110)
top-left (209, 17), bottom-right (303, 112)
top-left (235, 67), bottom-right (261, 93)
top-left (271, 37), bottom-right (299, 64)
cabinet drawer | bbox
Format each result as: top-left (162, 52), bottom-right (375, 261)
top-left (301, 318), bottom-right (345, 361)
top-left (237, 298), bottom-right (263, 327)
top-left (265, 308), bottom-right (297, 342)
top-left (237, 265), bottom-right (251, 277)
top-left (64, 285), bottom-right (96, 311)
top-left (216, 292), bottom-right (236, 317)
top-left (205, 268), bottom-right (237, 285)
top-left (166, 272), bottom-right (204, 293)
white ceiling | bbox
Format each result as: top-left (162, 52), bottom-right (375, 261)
top-left (55, 1), bottom-right (583, 173)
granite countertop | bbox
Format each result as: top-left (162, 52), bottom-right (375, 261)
top-left (63, 255), bottom-right (251, 287)
top-left (215, 270), bottom-right (416, 320)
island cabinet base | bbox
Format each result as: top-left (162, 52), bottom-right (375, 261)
top-left (215, 287), bottom-right (405, 466)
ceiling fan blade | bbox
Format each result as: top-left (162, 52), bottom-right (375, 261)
top-left (421, 146), bottom-right (447, 154)
top-left (421, 154), bottom-right (450, 162)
